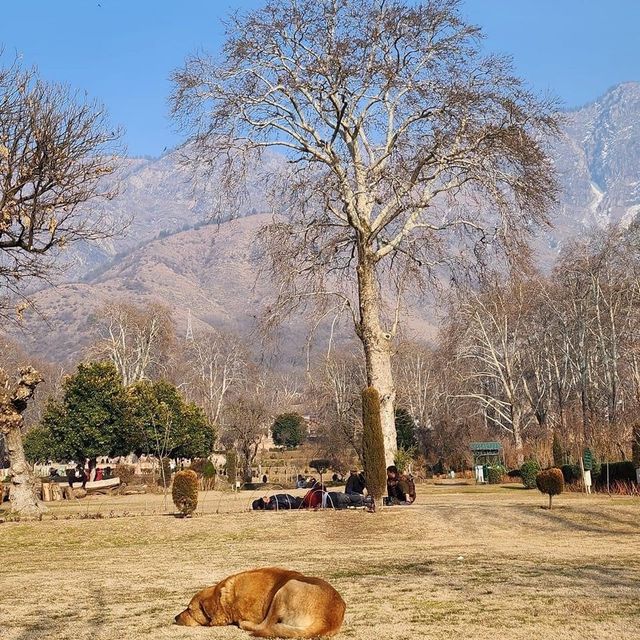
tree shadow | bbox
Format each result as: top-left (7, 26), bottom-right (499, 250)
top-left (513, 503), bottom-right (640, 536)
top-left (11, 586), bottom-right (107, 640)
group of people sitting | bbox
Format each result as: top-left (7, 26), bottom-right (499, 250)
top-left (56, 460), bottom-right (112, 488)
top-left (252, 465), bottom-right (416, 511)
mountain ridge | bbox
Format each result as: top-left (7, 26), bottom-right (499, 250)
top-left (5, 82), bottom-right (640, 365)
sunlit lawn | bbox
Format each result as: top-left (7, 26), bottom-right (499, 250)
top-left (1, 484), bottom-right (639, 640)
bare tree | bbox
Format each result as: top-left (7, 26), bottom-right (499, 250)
top-left (393, 340), bottom-right (438, 433)
top-left (171, 0), bottom-right (559, 463)
top-left (0, 59), bottom-right (121, 516)
top-left (91, 302), bottom-right (174, 386)
top-left (0, 59), bottom-right (121, 318)
top-left (311, 349), bottom-right (366, 460)
top-left (221, 394), bottom-right (270, 483)
top-left (182, 328), bottom-right (246, 426)
top-left (452, 279), bottom-right (536, 465)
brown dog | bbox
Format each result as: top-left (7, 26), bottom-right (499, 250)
top-left (175, 567), bottom-right (345, 638)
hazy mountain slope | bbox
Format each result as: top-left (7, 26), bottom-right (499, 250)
top-left (5, 83), bottom-right (640, 366)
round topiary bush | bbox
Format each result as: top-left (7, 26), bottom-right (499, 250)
top-left (172, 469), bottom-right (198, 516)
top-left (520, 460), bottom-right (541, 489)
top-left (536, 467), bottom-right (564, 509)
top-left (487, 465), bottom-right (505, 484)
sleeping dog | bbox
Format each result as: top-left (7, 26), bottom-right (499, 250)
top-left (175, 567), bottom-right (345, 638)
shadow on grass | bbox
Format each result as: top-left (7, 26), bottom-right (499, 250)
top-left (10, 587), bottom-right (108, 640)
top-left (331, 560), bottom-right (436, 580)
top-left (532, 562), bottom-right (640, 591)
top-left (513, 503), bottom-right (640, 536)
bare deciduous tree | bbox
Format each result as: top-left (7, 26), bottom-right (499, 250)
top-left (221, 394), bottom-right (270, 483)
top-left (0, 59), bottom-right (121, 317)
top-left (0, 59), bottom-right (121, 516)
top-left (171, 0), bottom-right (559, 463)
top-left (182, 328), bottom-right (246, 426)
top-left (91, 302), bottom-right (174, 386)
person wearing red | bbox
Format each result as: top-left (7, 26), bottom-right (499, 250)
top-left (301, 480), bottom-right (325, 509)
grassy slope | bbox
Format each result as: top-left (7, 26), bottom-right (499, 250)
top-left (1, 486), bottom-right (639, 640)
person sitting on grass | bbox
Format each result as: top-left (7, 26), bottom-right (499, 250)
top-left (67, 464), bottom-right (87, 489)
top-left (345, 469), bottom-right (366, 496)
top-left (386, 465), bottom-right (416, 505)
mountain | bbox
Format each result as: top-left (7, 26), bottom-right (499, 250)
top-left (549, 82), bottom-right (640, 240)
top-left (5, 82), bottom-right (640, 365)
top-left (57, 150), bottom-right (284, 279)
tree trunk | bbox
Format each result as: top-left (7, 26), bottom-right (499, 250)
top-left (0, 367), bottom-right (46, 518)
top-left (240, 445), bottom-right (254, 484)
top-left (512, 409), bottom-right (524, 467)
top-left (356, 252), bottom-right (397, 467)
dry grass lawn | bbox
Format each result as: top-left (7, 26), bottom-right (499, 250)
top-left (1, 484), bottom-right (639, 640)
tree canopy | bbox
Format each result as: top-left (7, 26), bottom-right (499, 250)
top-left (0, 58), bottom-right (120, 318)
top-left (272, 412), bottom-right (307, 448)
top-left (27, 362), bottom-right (214, 463)
top-left (40, 361), bottom-right (130, 462)
top-left (127, 379), bottom-right (215, 459)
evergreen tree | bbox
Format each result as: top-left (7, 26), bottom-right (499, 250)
top-left (394, 408), bottom-right (417, 450)
top-left (43, 361), bottom-right (130, 462)
top-left (127, 379), bottom-right (215, 459)
top-left (272, 413), bottom-right (307, 448)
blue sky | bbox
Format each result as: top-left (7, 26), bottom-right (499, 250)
top-left (1, 0), bottom-right (638, 157)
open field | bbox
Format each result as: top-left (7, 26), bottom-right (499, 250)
top-left (1, 485), bottom-right (639, 640)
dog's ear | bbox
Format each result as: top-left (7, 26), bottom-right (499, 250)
top-left (187, 590), bottom-right (213, 626)
top-left (200, 582), bottom-right (230, 626)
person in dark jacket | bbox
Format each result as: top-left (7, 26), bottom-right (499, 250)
top-left (344, 469), bottom-right (366, 495)
top-left (386, 465), bottom-right (416, 504)
top-left (252, 494), bottom-right (302, 510)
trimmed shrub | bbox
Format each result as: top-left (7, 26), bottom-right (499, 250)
top-left (561, 464), bottom-right (581, 484)
top-left (536, 468), bottom-right (564, 509)
top-left (487, 465), bottom-right (505, 485)
top-left (597, 461), bottom-right (636, 485)
top-left (521, 460), bottom-right (541, 489)
top-left (225, 450), bottom-right (237, 487)
top-left (172, 469), bottom-right (198, 516)
top-left (203, 459), bottom-right (216, 478)
top-left (361, 387), bottom-right (387, 506)
top-left (309, 459), bottom-right (331, 474)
